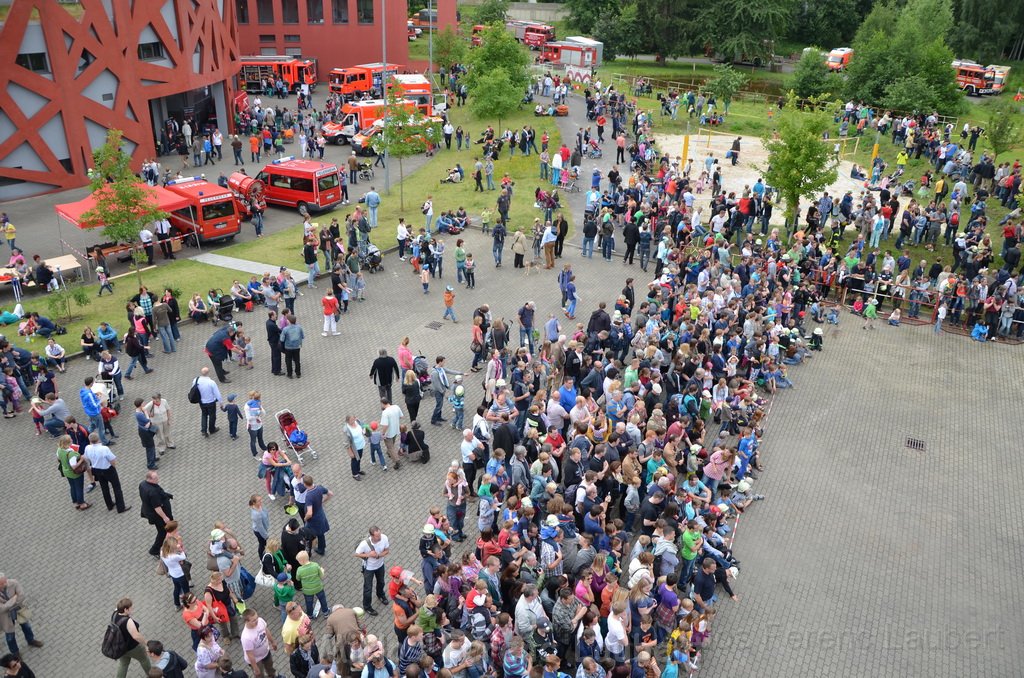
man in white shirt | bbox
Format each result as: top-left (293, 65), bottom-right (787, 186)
top-left (139, 225), bottom-right (155, 265)
top-left (379, 398), bottom-right (403, 470)
top-left (354, 526), bottom-right (390, 616)
top-left (604, 599), bottom-right (628, 663)
top-left (240, 609), bottom-right (279, 678)
top-left (84, 432), bottom-right (128, 512)
top-left (155, 218), bottom-right (174, 260)
top-left (193, 367), bottom-right (222, 436)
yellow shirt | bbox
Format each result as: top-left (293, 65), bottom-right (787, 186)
top-left (5, 224), bottom-right (15, 240)
top-left (281, 612), bottom-right (310, 646)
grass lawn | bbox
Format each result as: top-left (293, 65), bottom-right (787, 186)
top-left (218, 104), bottom-right (570, 267)
top-left (3, 261), bottom-right (250, 352)
top-left (597, 61), bottom-right (788, 95)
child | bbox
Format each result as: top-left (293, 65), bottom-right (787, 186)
top-left (2, 368), bottom-right (21, 415)
top-left (464, 254), bottom-right (476, 289)
top-left (862, 297), bottom-right (878, 330)
top-left (826, 306), bottom-right (840, 325)
top-left (97, 266), bottom-right (114, 296)
top-left (236, 334), bottom-right (252, 368)
top-left (29, 396), bottom-right (45, 432)
top-left (222, 393), bottom-right (242, 439)
top-left (421, 263), bottom-right (431, 294)
top-left (695, 170), bottom-right (707, 193)
top-left (217, 656), bottom-right (250, 678)
top-left (443, 286), bottom-right (457, 322)
top-left (888, 308), bottom-right (901, 326)
top-left (354, 272), bottom-right (366, 301)
top-left (480, 207), bottom-right (492, 234)
top-left (449, 378), bottom-right (465, 429)
top-left (368, 421), bottom-right (387, 470)
top-left (935, 302), bottom-right (947, 333)
top-left (339, 281), bottom-right (352, 313)
top-left (322, 288), bottom-right (340, 337)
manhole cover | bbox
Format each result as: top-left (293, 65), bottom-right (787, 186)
top-left (906, 438), bottom-right (926, 451)
top-left (425, 321), bottom-right (443, 330)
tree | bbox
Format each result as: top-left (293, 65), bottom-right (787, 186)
top-left (473, 0), bottom-right (509, 25)
top-left (846, 0), bottom-right (963, 113)
top-left (466, 24), bottom-right (530, 94)
top-left (698, 0), bottom-right (793, 66)
top-left (593, 3), bottom-right (645, 61)
top-left (46, 283), bottom-right (92, 324)
top-left (565, 0), bottom-right (623, 34)
top-left (469, 68), bottom-right (521, 133)
top-left (788, 0), bottom-right (866, 46)
top-left (82, 129), bottom-right (168, 286)
top-left (705, 65), bottom-right (748, 112)
top-left (952, 0), bottom-right (1024, 62)
top-left (634, 0), bottom-right (694, 63)
top-left (760, 100), bottom-right (838, 237)
top-left (788, 50), bottom-right (838, 99)
top-left (985, 100), bottom-right (1023, 162)
top-left (433, 25), bottom-right (467, 71)
top-left (372, 78), bottom-right (442, 209)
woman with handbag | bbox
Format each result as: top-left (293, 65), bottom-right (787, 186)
top-left (179, 592), bottom-right (213, 651)
top-left (203, 571), bottom-right (240, 644)
top-left (56, 434), bottom-right (91, 511)
top-left (160, 536), bottom-right (191, 610)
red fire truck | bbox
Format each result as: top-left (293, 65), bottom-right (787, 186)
top-left (328, 62), bottom-right (402, 98)
top-left (255, 157), bottom-right (342, 212)
top-left (538, 41), bottom-right (598, 69)
top-left (505, 20), bottom-right (555, 48)
top-left (162, 177), bottom-right (243, 243)
top-left (953, 60), bottom-right (997, 95)
top-left (238, 56), bottom-right (317, 93)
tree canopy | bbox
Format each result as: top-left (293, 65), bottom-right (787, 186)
top-left (466, 23), bottom-right (530, 94)
top-left (433, 25), bottom-right (467, 71)
top-left (472, 0), bottom-right (509, 26)
top-left (468, 68), bottom-right (521, 132)
top-left (372, 78), bottom-right (442, 208)
top-left (82, 129), bottom-right (168, 246)
top-left (761, 101), bottom-right (838, 233)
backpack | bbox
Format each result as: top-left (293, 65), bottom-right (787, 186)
top-left (288, 429), bottom-right (308, 446)
top-left (239, 565), bottom-right (257, 600)
top-left (187, 377), bottom-right (201, 404)
top-left (100, 612), bottom-right (128, 659)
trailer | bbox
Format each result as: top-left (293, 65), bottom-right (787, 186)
top-left (539, 41), bottom-right (597, 69)
top-left (564, 36), bottom-right (603, 67)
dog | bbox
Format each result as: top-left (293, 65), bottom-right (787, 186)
top-left (523, 258), bottom-right (543, 276)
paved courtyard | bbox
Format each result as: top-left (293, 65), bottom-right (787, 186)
top-left (2, 92), bottom-right (1021, 677)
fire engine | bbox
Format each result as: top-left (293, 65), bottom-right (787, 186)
top-left (328, 63), bottom-right (402, 98)
top-left (237, 56), bottom-right (317, 93)
top-left (953, 60), bottom-right (997, 95)
top-left (538, 41), bottom-right (598, 69)
top-left (255, 157), bottom-right (342, 212)
top-left (505, 20), bottom-right (556, 48)
top-left (162, 177), bottom-right (242, 243)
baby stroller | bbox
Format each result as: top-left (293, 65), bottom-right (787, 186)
top-left (216, 296), bottom-right (234, 323)
top-left (358, 162), bottom-right (375, 181)
top-left (277, 409), bottom-right (317, 462)
top-left (413, 355), bottom-right (431, 389)
top-left (587, 140), bottom-right (602, 159)
top-left (360, 243), bottom-right (384, 273)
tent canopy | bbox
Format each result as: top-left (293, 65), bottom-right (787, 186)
top-left (54, 184), bottom-right (190, 230)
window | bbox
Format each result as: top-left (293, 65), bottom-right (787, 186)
top-left (268, 173), bottom-right (290, 189)
top-left (357, 0), bottom-right (373, 24)
top-left (137, 42), bottom-right (166, 60)
top-left (290, 176), bottom-right (314, 193)
top-left (281, 0), bottom-right (298, 23)
top-left (256, 0), bottom-right (274, 24)
top-left (331, 0), bottom-right (348, 23)
top-left (284, 34), bottom-right (301, 42)
top-left (317, 174), bottom-right (339, 191)
top-left (235, 0), bottom-right (249, 24)
top-left (15, 52), bottom-right (49, 73)
top-left (307, 0), bottom-right (324, 23)
top-left (259, 34), bottom-right (275, 42)
top-left (202, 200), bottom-right (235, 221)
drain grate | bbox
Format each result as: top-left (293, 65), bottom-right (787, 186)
top-left (425, 321), bottom-right (443, 330)
top-left (906, 438), bottom-right (926, 451)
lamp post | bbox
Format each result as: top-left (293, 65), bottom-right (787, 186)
top-left (381, 0), bottom-right (390, 193)
top-left (428, 0), bottom-right (433, 77)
